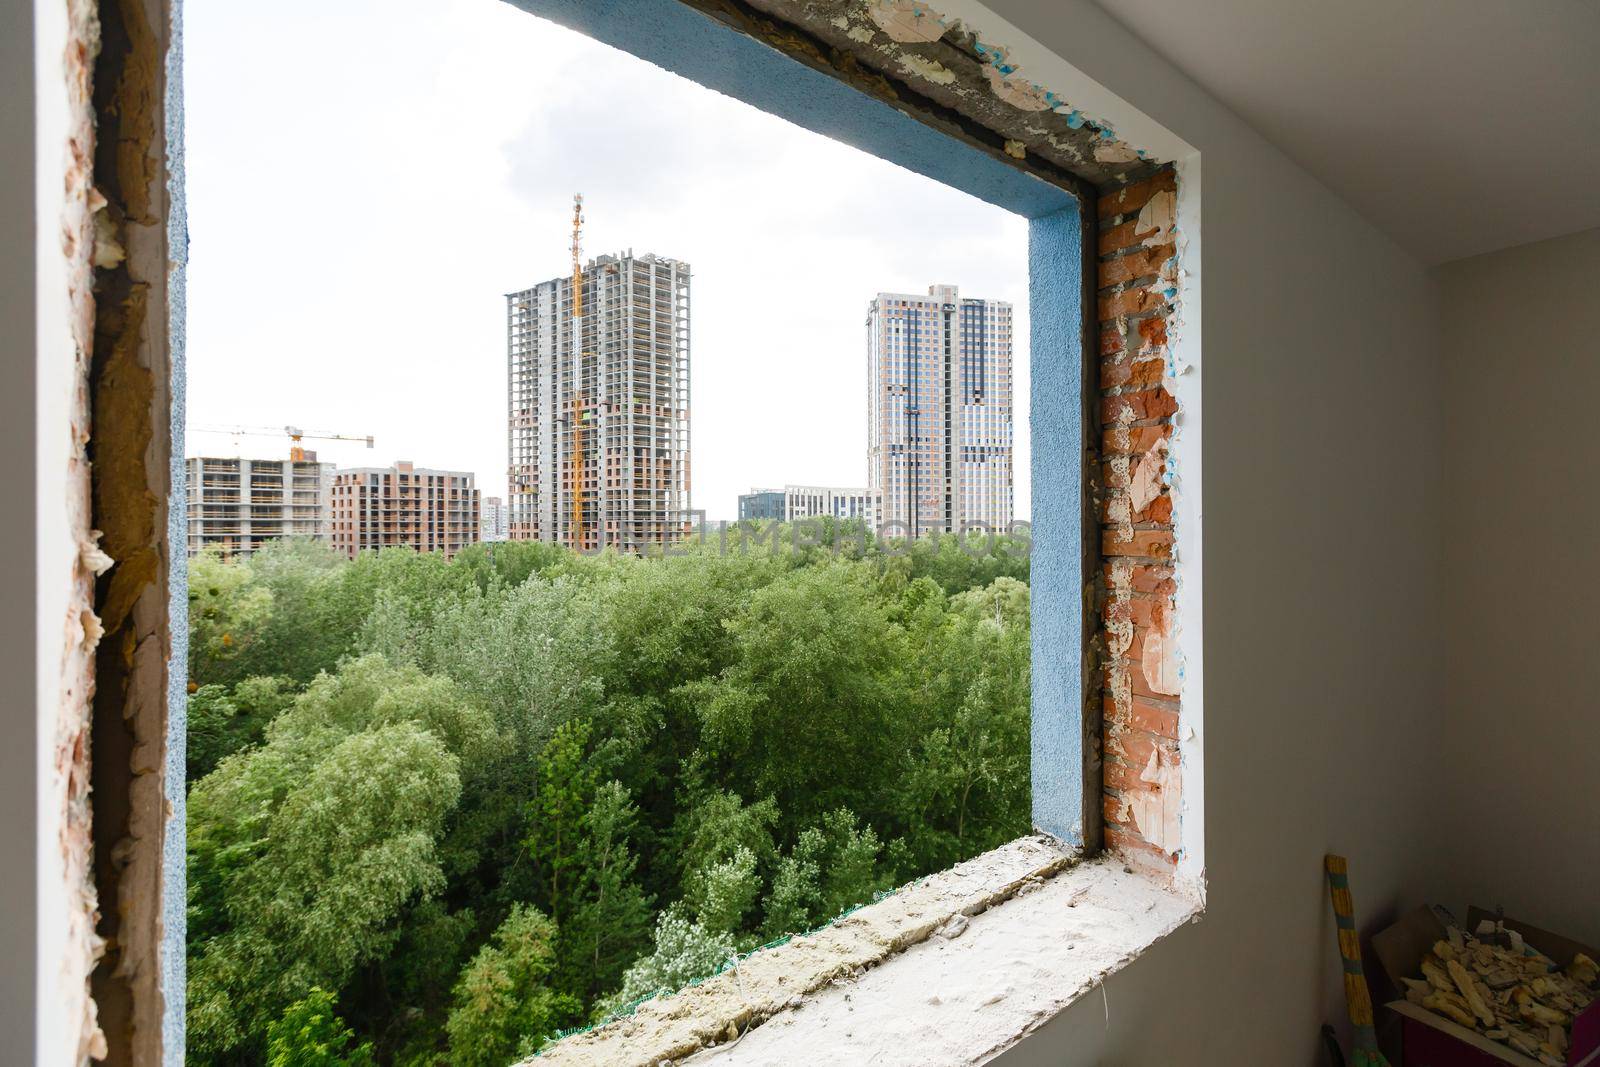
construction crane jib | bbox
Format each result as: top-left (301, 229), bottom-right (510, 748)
top-left (195, 424), bottom-right (375, 462)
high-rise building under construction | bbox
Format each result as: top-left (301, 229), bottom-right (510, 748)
top-left (867, 284), bottom-right (1014, 537)
top-left (506, 199), bottom-right (691, 552)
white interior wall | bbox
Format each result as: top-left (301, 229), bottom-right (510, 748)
top-left (8, 0), bottom-right (77, 1061)
top-left (977, 1), bottom-right (1447, 1062)
top-left (1438, 226), bottom-right (1600, 951)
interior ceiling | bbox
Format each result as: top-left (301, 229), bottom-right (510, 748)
top-left (1070, 0), bottom-right (1600, 265)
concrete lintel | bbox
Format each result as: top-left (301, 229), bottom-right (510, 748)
top-left (513, 0), bottom-right (1084, 219)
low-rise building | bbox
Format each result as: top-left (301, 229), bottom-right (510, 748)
top-left (737, 484), bottom-right (880, 527)
top-left (186, 455), bottom-right (332, 558)
top-left (737, 489), bottom-right (785, 522)
top-left (330, 461), bottom-right (479, 559)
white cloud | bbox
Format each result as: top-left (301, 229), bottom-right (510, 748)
top-left (184, 0), bottom-right (1030, 520)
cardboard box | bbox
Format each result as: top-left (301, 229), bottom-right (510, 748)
top-left (1371, 906), bottom-right (1600, 1067)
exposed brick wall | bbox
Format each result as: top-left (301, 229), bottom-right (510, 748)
top-left (1094, 166), bottom-right (1184, 872)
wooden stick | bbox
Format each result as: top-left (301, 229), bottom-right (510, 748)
top-left (1325, 854), bottom-right (1393, 1067)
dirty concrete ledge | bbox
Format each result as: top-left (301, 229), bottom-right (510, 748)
top-left (685, 855), bottom-right (1199, 1066)
top-left (530, 839), bottom-right (1198, 1067)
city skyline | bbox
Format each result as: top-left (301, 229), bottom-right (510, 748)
top-left (182, 0), bottom-right (1030, 526)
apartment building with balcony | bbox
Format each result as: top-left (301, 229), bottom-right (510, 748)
top-left (185, 455), bottom-right (333, 558)
top-left (507, 250), bottom-right (691, 553)
top-left (329, 461), bottom-right (479, 559)
top-left (867, 284), bottom-right (1014, 537)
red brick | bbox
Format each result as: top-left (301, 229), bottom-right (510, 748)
top-left (1102, 756), bottom-right (1143, 796)
top-left (1100, 355), bottom-right (1164, 390)
top-left (1098, 285), bottom-right (1164, 321)
top-left (1108, 723), bottom-right (1177, 771)
top-left (1101, 386), bottom-right (1178, 424)
top-left (1097, 168), bottom-right (1177, 220)
top-left (1098, 488), bottom-right (1172, 525)
top-left (1125, 695), bottom-right (1180, 740)
top-left (1143, 492), bottom-right (1173, 524)
top-left (1102, 562), bottom-right (1174, 595)
top-left (1098, 218), bottom-right (1141, 256)
top-left (1106, 826), bottom-right (1178, 868)
top-left (1100, 324), bottom-right (1126, 357)
top-left (1100, 357), bottom-right (1130, 389)
top-left (1101, 423), bottom-right (1170, 457)
top-left (1102, 528), bottom-right (1173, 559)
top-left (1137, 314), bottom-right (1168, 350)
top-left (1103, 792), bottom-right (1131, 829)
top-left (1129, 595), bottom-right (1178, 633)
top-left (1105, 824), bottom-right (1172, 859)
top-left (1094, 176), bottom-right (1183, 862)
top-left (1124, 626), bottom-right (1183, 700)
top-left (1099, 243), bottom-right (1175, 288)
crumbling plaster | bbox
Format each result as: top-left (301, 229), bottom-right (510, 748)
top-left (50, 0), bottom-right (113, 1058)
top-left (84, 0), bottom-right (177, 1061)
top-left (1096, 168), bottom-right (1189, 871)
top-left (723, 0), bottom-right (1157, 184)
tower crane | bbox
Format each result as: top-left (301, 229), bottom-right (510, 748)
top-left (193, 424), bottom-right (375, 462)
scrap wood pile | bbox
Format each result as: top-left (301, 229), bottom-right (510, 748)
top-left (1402, 921), bottom-right (1598, 1065)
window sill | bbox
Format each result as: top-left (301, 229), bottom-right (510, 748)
top-left (531, 838), bottom-right (1201, 1067)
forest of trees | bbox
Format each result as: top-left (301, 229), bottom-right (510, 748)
top-left (185, 521), bottom-right (1032, 1064)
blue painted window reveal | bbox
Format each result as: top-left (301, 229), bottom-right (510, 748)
top-left (515, 0), bottom-right (1086, 846)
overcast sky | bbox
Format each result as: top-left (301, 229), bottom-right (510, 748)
top-left (183, 0), bottom-right (1030, 521)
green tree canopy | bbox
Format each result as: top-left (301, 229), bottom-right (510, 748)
top-left (265, 987), bottom-right (376, 1067)
top-left (185, 528), bottom-right (1031, 1062)
top-left (445, 905), bottom-right (577, 1067)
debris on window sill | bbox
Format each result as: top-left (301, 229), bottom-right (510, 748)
top-left (531, 838), bottom-right (1200, 1067)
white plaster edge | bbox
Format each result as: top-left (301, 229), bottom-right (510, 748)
top-left (1168, 153), bottom-right (1204, 890)
top-left (34, 1), bottom-right (80, 1061)
top-left (683, 856), bottom-right (1201, 1067)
